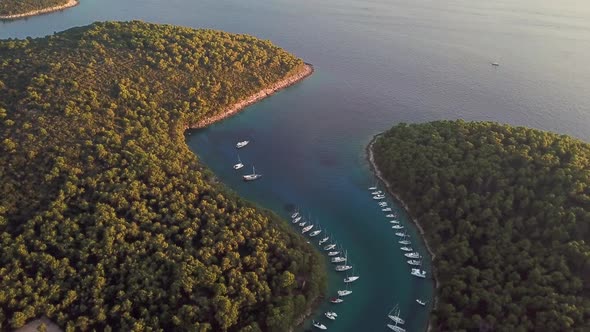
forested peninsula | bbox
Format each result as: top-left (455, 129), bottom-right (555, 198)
top-left (0, 0), bottom-right (77, 19)
top-left (371, 121), bottom-right (590, 331)
top-left (0, 21), bottom-right (325, 331)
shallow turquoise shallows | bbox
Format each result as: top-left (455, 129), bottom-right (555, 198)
top-left (4, 0), bottom-right (590, 331)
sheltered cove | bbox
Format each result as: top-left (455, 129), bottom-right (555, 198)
top-left (367, 134), bottom-right (438, 332)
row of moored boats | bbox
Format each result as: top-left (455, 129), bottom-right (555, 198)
top-left (290, 211), bottom-right (359, 330)
top-left (369, 185), bottom-right (429, 331)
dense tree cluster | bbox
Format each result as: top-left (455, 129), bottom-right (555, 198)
top-left (0, 0), bottom-right (69, 16)
top-left (0, 21), bottom-right (324, 331)
top-left (372, 120), bottom-right (590, 331)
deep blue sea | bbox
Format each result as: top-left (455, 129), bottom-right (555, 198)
top-left (3, 0), bottom-right (590, 331)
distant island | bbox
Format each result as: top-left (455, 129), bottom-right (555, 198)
top-left (370, 120), bottom-right (590, 331)
top-left (0, 0), bottom-right (78, 20)
top-left (0, 21), bottom-right (324, 331)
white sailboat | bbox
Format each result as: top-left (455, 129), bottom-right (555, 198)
top-left (312, 320), bottom-right (327, 330)
top-left (388, 305), bottom-right (405, 325)
top-left (387, 323), bottom-right (406, 332)
top-left (319, 236), bottom-right (330, 245)
top-left (291, 211), bottom-right (300, 219)
top-left (335, 251), bottom-right (352, 272)
top-left (400, 247), bottom-right (413, 252)
top-left (389, 220), bottom-right (400, 224)
top-left (382, 207), bottom-right (392, 212)
top-left (233, 154), bottom-right (244, 170)
top-left (399, 239), bottom-right (411, 245)
top-left (302, 224), bottom-right (314, 234)
top-left (372, 190), bottom-right (382, 195)
top-left (392, 225), bottom-right (403, 229)
top-left (243, 166), bottom-right (262, 181)
top-left (379, 202), bottom-right (388, 207)
top-left (299, 221), bottom-right (307, 227)
top-left (309, 229), bottom-right (322, 237)
top-left (236, 140), bottom-right (249, 149)
top-left (373, 195), bottom-right (386, 200)
top-left (386, 214), bottom-right (396, 218)
top-left (327, 251), bottom-right (340, 256)
top-left (324, 243), bottom-right (336, 251)
top-left (337, 289), bottom-right (352, 296)
top-left (395, 232), bottom-right (406, 237)
top-left (292, 216), bottom-right (302, 224)
top-left (331, 256), bottom-right (346, 263)
top-left (407, 259), bottom-right (421, 266)
top-left (405, 252), bottom-right (420, 259)
top-left (344, 269), bottom-right (359, 283)
top-left (330, 296), bottom-right (343, 304)
top-left (368, 185), bottom-right (378, 190)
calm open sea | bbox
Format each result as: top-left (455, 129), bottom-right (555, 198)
top-left (3, 0), bottom-right (590, 330)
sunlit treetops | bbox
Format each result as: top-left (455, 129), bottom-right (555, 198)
top-left (0, 21), bottom-right (324, 331)
top-left (372, 120), bottom-right (590, 331)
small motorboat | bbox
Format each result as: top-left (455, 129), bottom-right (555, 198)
top-left (319, 236), bottom-right (330, 245)
top-left (312, 320), bottom-right (327, 330)
top-left (405, 252), bottom-right (420, 259)
top-left (416, 299), bottom-right (427, 306)
top-left (325, 311), bottom-right (337, 320)
top-left (392, 225), bottom-right (403, 229)
top-left (390, 220), bottom-right (400, 224)
top-left (400, 247), bottom-right (413, 252)
top-left (372, 190), bottom-right (382, 195)
top-left (368, 186), bottom-right (377, 190)
top-left (491, 62), bottom-right (500, 67)
top-left (399, 240), bottom-right (411, 245)
top-left (302, 224), bottom-right (314, 234)
top-left (411, 268), bottom-right (426, 278)
top-left (386, 214), bottom-right (396, 218)
top-left (407, 259), bottom-right (421, 266)
top-left (337, 289), bottom-right (352, 296)
top-left (327, 251), bottom-right (340, 256)
top-left (299, 221), bottom-right (307, 227)
top-left (379, 202), bottom-right (388, 207)
top-left (373, 195), bottom-right (386, 200)
top-left (395, 232), bottom-right (406, 237)
top-left (330, 297), bottom-right (343, 304)
top-left (382, 207), bottom-right (392, 212)
top-left (309, 229), bottom-right (322, 237)
top-left (236, 140), bottom-right (249, 149)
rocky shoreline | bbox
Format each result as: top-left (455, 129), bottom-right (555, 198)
top-left (367, 134), bottom-right (439, 332)
top-left (187, 63), bottom-right (314, 129)
top-left (0, 0), bottom-right (78, 20)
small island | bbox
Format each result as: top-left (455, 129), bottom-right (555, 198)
top-left (0, 0), bottom-right (78, 20)
top-left (0, 21), bottom-right (324, 331)
top-left (371, 120), bottom-right (590, 331)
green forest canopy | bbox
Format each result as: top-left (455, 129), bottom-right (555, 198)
top-left (0, 0), bottom-right (70, 16)
top-left (0, 21), bottom-right (325, 331)
top-left (372, 120), bottom-right (590, 331)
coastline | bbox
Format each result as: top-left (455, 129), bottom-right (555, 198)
top-left (185, 62), bottom-right (321, 330)
top-left (367, 134), bottom-right (439, 332)
top-left (187, 63), bottom-right (314, 129)
top-left (0, 0), bottom-right (78, 20)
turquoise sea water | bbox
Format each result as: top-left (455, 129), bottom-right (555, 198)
top-left (3, 0), bottom-right (590, 331)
